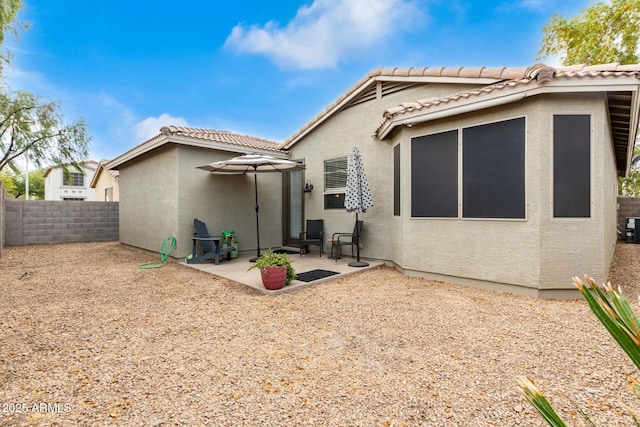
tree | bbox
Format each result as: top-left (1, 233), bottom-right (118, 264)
top-left (0, 0), bottom-right (90, 175)
top-left (538, 0), bottom-right (640, 196)
top-left (0, 167), bottom-right (43, 198)
top-left (0, 90), bottom-right (90, 174)
top-left (538, 0), bottom-right (640, 66)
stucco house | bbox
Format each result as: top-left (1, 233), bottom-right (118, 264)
top-left (43, 160), bottom-right (99, 201)
top-left (90, 160), bottom-right (120, 201)
top-left (108, 63), bottom-right (640, 298)
top-left (105, 127), bottom-right (289, 259)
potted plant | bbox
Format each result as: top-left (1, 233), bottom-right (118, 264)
top-left (248, 249), bottom-right (296, 290)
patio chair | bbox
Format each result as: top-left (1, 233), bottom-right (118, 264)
top-left (329, 220), bottom-right (363, 262)
top-left (187, 218), bottom-right (234, 265)
top-left (299, 219), bottom-right (324, 257)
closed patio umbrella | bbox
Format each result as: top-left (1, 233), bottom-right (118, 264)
top-left (345, 147), bottom-right (373, 267)
top-left (198, 153), bottom-right (305, 262)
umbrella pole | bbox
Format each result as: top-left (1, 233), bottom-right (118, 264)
top-left (348, 212), bottom-right (368, 267)
top-left (250, 170), bottom-right (261, 262)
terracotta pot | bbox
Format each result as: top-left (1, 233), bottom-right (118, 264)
top-left (260, 266), bottom-right (288, 290)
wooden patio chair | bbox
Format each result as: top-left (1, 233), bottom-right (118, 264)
top-left (187, 218), bottom-right (234, 265)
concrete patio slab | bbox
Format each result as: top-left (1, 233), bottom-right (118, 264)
top-left (181, 250), bottom-right (384, 294)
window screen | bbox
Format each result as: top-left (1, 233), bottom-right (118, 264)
top-left (394, 144), bottom-right (400, 216)
top-left (411, 130), bottom-right (458, 217)
top-left (462, 117), bottom-right (525, 219)
top-left (553, 115), bottom-right (590, 218)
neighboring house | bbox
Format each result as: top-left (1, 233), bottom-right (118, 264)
top-left (105, 127), bottom-right (287, 259)
top-left (107, 63), bottom-right (640, 298)
top-left (90, 160), bottom-right (120, 201)
top-left (43, 160), bottom-right (99, 201)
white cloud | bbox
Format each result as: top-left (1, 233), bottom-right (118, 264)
top-left (497, 0), bottom-right (552, 12)
top-left (134, 113), bottom-right (188, 142)
top-left (224, 0), bottom-right (424, 69)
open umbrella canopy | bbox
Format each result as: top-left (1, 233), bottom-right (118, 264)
top-left (197, 153), bottom-right (305, 261)
top-left (198, 153), bottom-right (305, 173)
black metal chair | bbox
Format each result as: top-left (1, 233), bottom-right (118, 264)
top-left (299, 219), bottom-right (324, 257)
top-left (330, 220), bottom-right (363, 261)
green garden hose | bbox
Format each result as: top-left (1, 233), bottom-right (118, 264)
top-left (138, 236), bottom-right (177, 269)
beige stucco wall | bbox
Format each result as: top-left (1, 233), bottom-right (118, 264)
top-left (290, 87), bottom-right (619, 298)
top-left (292, 83), bottom-right (479, 261)
top-left (119, 145), bottom-right (179, 253)
top-left (175, 146), bottom-right (283, 259)
top-left (93, 170), bottom-right (119, 201)
top-left (119, 144), bottom-right (284, 259)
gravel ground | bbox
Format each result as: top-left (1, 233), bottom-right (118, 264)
top-left (1, 241), bottom-right (640, 426)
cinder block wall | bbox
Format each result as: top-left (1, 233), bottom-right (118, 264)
top-left (4, 200), bottom-right (119, 246)
top-left (618, 197), bottom-right (640, 233)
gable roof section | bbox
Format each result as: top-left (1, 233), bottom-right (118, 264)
top-left (89, 160), bottom-right (120, 189)
top-left (376, 63), bottom-right (640, 176)
top-left (281, 65), bottom-right (536, 149)
top-left (106, 126), bottom-right (286, 170)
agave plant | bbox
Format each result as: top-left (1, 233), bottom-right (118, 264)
top-left (519, 275), bottom-right (640, 426)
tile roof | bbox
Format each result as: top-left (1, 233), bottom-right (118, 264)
top-left (282, 65), bottom-right (536, 148)
top-left (106, 126), bottom-right (284, 170)
top-left (282, 63), bottom-right (640, 149)
top-left (160, 126), bottom-right (282, 152)
top-left (380, 63), bottom-right (640, 123)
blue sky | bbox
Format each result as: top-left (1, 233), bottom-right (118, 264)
top-left (5, 0), bottom-right (589, 162)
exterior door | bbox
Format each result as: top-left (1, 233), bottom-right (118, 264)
top-left (283, 169), bottom-right (303, 247)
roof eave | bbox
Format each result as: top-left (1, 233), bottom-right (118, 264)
top-left (625, 89), bottom-right (640, 174)
top-left (281, 74), bottom-right (506, 150)
top-left (377, 78), bottom-right (640, 142)
top-left (89, 164), bottom-right (103, 189)
top-left (105, 134), bottom-right (288, 170)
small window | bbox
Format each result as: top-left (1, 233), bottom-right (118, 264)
top-left (394, 144), bottom-right (401, 216)
top-left (63, 172), bottom-right (84, 187)
top-left (324, 157), bottom-right (347, 209)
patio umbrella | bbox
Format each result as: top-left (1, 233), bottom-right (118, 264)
top-left (344, 147), bottom-right (373, 267)
top-left (198, 153), bottom-right (305, 262)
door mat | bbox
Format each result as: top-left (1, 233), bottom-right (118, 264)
top-left (295, 269), bottom-right (340, 282)
top-left (274, 249), bottom-right (300, 254)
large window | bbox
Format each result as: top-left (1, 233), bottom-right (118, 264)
top-left (63, 172), bottom-right (84, 187)
top-left (462, 117), bottom-right (525, 219)
top-left (324, 157), bottom-right (347, 209)
top-left (553, 115), bottom-right (590, 218)
top-left (410, 117), bottom-right (526, 219)
top-left (411, 130), bottom-right (458, 217)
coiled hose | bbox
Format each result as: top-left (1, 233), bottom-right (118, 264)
top-left (138, 236), bottom-right (177, 269)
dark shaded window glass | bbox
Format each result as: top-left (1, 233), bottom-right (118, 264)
top-left (411, 130), bottom-right (459, 217)
top-left (324, 193), bottom-right (345, 209)
top-left (462, 117), bottom-right (525, 219)
top-left (394, 144), bottom-right (400, 216)
top-left (553, 115), bottom-right (590, 218)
